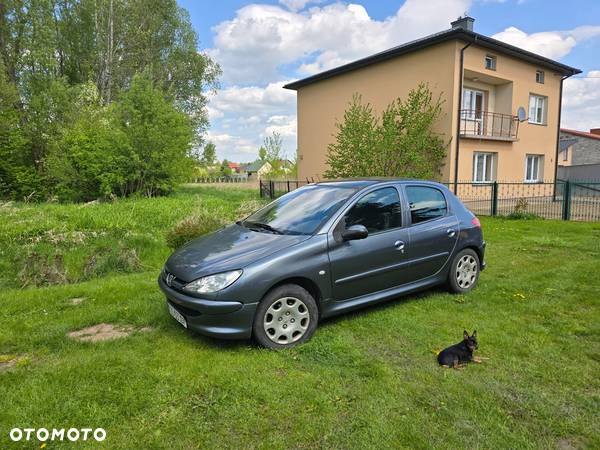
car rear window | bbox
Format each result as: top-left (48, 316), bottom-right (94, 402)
top-left (406, 186), bottom-right (447, 224)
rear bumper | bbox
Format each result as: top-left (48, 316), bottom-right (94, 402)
top-left (158, 276), bottom-right (257, 340)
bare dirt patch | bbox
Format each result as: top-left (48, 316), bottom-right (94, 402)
top-left (0, 354), bottom-right (28, 372)
top-left (68, 323), bottom-right (151, 342)
top-left (69, 297), bottom-right (86, 305)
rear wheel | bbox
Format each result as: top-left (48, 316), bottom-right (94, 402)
top-left (253, 284), bottom-right (318, 349)
top-left (448, 249), bottom-right (480, 293)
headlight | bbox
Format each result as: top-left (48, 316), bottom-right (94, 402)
top-left (183, 270), bottom-right (242, 294)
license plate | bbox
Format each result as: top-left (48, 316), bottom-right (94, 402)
top-left (168, 303), bottom-right (187, 328)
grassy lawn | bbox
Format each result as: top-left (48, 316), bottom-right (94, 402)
top-left (1, 185), bottom-right (599, 449)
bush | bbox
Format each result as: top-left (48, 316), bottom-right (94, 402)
top-left (166, 211), bottom-right (226, 249)
top-left (505, 197), bottom-right (543, 220)
top-left (324, 84), bottom-right (448, 179)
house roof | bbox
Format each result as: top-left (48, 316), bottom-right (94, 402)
top-left (284, 27), bottom-right (581, 90)
top-left (242, 160), bottom-right (268, 172)
top-left (560, 128), bottom-right (600, 141)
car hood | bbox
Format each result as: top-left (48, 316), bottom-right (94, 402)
top-left (165, 223), bottom-right (309, 282)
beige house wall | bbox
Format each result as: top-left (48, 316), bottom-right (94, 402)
top-left (296, 41), bottom-right (458, 181)
top-left (295, 39), bottom-right (562, 183)
top-left (456, 44), bottom-right (562, 181)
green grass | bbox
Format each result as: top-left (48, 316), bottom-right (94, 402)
top-left (1, 186), bottom-right (599, 449)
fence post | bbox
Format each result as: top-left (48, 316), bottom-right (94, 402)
top-left (491, 181), bottom-right (498, 216)
top-left (562, 181), bottom-right (571, 220)
top-left (269, 180), bottom-right (275, 200)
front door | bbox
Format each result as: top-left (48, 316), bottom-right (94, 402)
top-left (463, 88), bottom-right (485, 135)
top-left (402, 184), bottom-right (458, 279)
top-left (328, 186), bottom-right (411, 301)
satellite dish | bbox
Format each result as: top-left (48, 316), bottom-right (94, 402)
top-left (517, 106), bottom-right (527, 122)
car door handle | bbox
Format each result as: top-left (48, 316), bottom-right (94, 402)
top-left (394, 240), bottom-right (405, 253)
top-left (447, 228), bottom-right (456, 237)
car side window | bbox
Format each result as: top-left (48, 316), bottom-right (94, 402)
top-left (343, 187), bottom-right (402, 233)
top-left (406, 186), bottom-right (447, 224)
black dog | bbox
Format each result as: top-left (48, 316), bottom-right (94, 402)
top-left (437, 330), bottom-right (480, 368)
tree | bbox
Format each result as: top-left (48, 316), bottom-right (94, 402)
top-left (324, 84), bottom-right (448, 180)
top-left (0, 0), bottom-right (220, 201)
top-left (112, 74), bottom-right (195, 196)
top-left (258, 146), bottom-right (267, 162)
top-left (263, 132), bottom-right (283, 172)
top-left (201, 142), bottom-right (217, 166)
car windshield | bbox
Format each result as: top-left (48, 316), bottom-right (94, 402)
top-left (242, 185), bottom-right (357, 235)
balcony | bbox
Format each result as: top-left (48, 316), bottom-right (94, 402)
top-left (459, 110), bottom-right (519, 141)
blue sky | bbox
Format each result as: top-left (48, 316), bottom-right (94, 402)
top-left (177, 0), bottom-right (600, 162)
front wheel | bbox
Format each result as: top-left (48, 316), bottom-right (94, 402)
top-left (448, 249), bottom-right (480, 293)
top-left (253, 284), bottom-right (318, 349)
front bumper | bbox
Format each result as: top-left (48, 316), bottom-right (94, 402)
top-left (158, 276), bottom-right (257, 340)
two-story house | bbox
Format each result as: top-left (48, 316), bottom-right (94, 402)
top-left (284, 17), bottom-right (580, 186)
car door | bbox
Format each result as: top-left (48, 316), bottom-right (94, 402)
top-left (327, 186), bottom-right (411, 301)
top-left (402, 184), bottom-right (458, 280)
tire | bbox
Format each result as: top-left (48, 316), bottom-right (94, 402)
top-left (447, 248), bottom-right (480, 294)
top-left (253, 284), bottom-right (319, 349)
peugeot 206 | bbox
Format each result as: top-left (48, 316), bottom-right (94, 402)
top-left (159, 179), bottom-right (485, 349)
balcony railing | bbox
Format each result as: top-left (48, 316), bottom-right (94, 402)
top-left (459, 110), bottom-right (519, 141)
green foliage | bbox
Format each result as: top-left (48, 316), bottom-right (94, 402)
top-left (324, 84), bottom-right (448, 179)
top-left (258, 146), bottom-right (267, 161)
top-left (0, 0), bottom-right (220, 201)
top-left (112, 75), bottom-right (195, 197)
top-left (45, 76), bottom-right (194, 200)
top-left (505, 197), bottom-right (544, 220)
top-left (201, 142), bottom-right (217, 166)
top-left (165, 210), bottom-right (227, 249)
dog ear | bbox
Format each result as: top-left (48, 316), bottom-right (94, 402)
top-left (472, 330), bottom-right (477, 338)
top-left (463, 330), bottom-right (469, 340)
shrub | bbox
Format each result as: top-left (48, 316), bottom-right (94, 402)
top-left (324, 84), bottom-right (448, 179)
top-left (505, 197), bottom-right (543, 220)
top-left (166, 211), bottom-right (226, 249)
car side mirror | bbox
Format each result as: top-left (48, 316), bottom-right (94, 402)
top-left (341, 224), bottom-right (368, 241)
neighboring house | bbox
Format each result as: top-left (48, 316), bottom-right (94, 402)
top-left (241, 161), bottom-right (272, 180)
top-left (227, 162), bottom-right (241, 174)
top-left (558, 128), bottom-right (600, 181)
top-left (284, 16), bottom-right (580, 184)
top-left (559, 129), bottom-right (600, 166)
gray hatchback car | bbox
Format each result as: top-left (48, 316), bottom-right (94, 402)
top-left (159, 179), bottom-right (485, 349)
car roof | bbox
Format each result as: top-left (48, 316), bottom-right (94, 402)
top-left (314, 178), bottom-right (447, 190)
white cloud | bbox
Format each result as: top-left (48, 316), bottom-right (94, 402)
top-left (562, 71), bottom-right (600, 131)
top-left (209, 0), bottom-right (471, 85)
top-left (278, 0), bottom-right (321, 11)
top-left (492, 26), bottom-right (600, 59)
top-left (206, 81), bottom-right (298, 161)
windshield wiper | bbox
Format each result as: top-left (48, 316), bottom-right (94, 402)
top-left (242, 221), bottom-right (283, 235)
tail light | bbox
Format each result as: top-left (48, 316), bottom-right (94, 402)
top-left (471, 217), bottom-right (481, 228)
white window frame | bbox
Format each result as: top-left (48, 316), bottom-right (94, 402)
top-left (473, 152), bottom-right (496, 183)
top-left (485, 55), bottom-right (496, 70)
top-left (525, 155), bottom-right (543, 183)
top-left (535, 70), bottom-right (545, 84)
top-left (462, 88), bottom-right (485, 121)
top-left (529, 94), bottom-right (547, 125)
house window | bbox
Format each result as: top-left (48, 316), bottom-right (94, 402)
top-left (529, 94), bottom-right (547, 125)
top-left (525, 155), bottom-right (543, 182)
top-left (462, 88), bottom-right (485, 119)
top-left (536, 70), bottom-right (545, 84)
top-left (485, 55), bottom-right (496, 70)
top-left (473, 152), bottom-right (496, 183)
top-left (562, 148), bottom-right (568, 161)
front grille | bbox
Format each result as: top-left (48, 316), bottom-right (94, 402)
top-left (168, 300), bottom-right (202, 317)
top-left (162, 269), bottom-right (187, 292)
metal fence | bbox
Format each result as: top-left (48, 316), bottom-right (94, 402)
top-left (259, 179), bottom-right (600, 222)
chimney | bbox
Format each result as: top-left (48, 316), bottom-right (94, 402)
top-left (451, 16), bottom-right (474, 32)
top-left (590, 128), bottom-right (600, 136)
